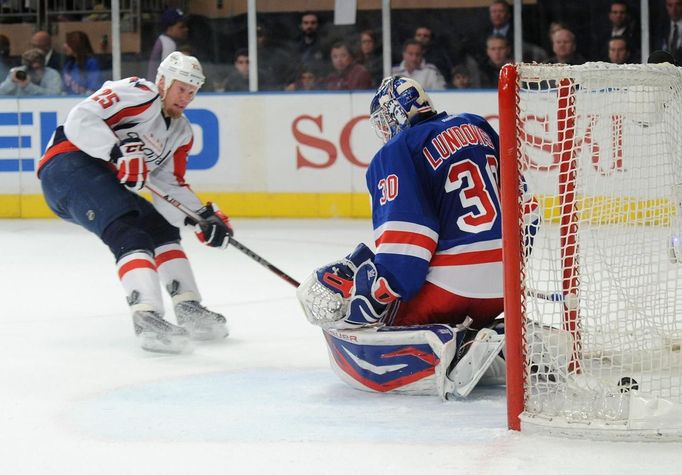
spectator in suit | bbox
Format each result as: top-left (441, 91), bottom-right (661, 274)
top-left (147, 8), bottom-right (189, 81)
top-left (392, 39), bottom-right (446, 90)
top-left (592, 1), bottom-right (640, 61)
top-left (479, 35), bottom-right (512, 88)
top-left (0, 48), bottom-right (63, 96)
top-left (324, 41), bottom-right (372, 90)
top-left (488, 0), bottom-right (513, 44)
top-left (30, 31), bottom-right (65, 73)
top-left (484, 0), bottom-right (547, 63)
top-left (659, 0), bottom-right (682, 64)
top-left (608, 35), bottom-right (631, 64)
top-left (546, 28), bottom-right (586, 65)
top-left (62, 31), bottom-right (102, 95)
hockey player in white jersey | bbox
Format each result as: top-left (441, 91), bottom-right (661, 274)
top-left (38, 52), bottom-right (231, 353)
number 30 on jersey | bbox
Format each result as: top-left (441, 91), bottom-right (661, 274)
top-left (445, 156), bottom-right (499, 233)
top-left (377, 174), bottom-right (399, 205)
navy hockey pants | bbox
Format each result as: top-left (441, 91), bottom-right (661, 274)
top-left (39, 151), bottom-right (180, 258)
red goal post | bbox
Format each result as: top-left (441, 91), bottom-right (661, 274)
top-left (499, 62), bottom-right (682, 440)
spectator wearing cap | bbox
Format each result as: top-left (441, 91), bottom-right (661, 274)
top-left (256, 23), bottom-right (296, 90)
top-left (147, 8), bottom-right (189, 81)
top-left (0, 48), bottom-right (63, 96)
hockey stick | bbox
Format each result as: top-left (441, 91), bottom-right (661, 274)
top-left (144, 183), bottom-right (301, 288)
top-left (526, 289), bottom-right (565, 302)
top-left (525, 290), bottom-right (580, 310)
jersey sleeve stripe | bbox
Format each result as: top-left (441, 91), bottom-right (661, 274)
top-left (376, 243), bottom-right (433, 261)
top-left (172, 137), bottom-right (193, 185)
top-left (374, 221), bottom-right (439, 241)
top-left (435, 238), bottom-right (503, 255)
top-left (104, 95), bottom-right (158, 128)
top-left (375, 230), bottom-right (438, 253)
top-left (431, 248), bottom-right (502, 266)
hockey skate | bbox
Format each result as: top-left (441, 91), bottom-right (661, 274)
top-left (133, 310), bottom-right (191, 354)
top-left (175, 301), bottom-right (229, 340)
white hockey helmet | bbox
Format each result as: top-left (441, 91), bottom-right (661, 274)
top-left (156, 51), bottom-right (205, 95)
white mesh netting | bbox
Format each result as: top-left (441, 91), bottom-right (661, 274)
top-left (513, 62), bottom-right (682, 439)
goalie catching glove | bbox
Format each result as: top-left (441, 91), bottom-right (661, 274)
top-left (185, 202), bottom-right (233, 249)
top-left (296, 243), bottom-right (400, 329)
top-left (110, 137), bottom-right (148, 192)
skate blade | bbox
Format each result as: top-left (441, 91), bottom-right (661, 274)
top-left (184, 324), bottom-right (229, 341)
top-left (139, 332), bottom-right (193, 354)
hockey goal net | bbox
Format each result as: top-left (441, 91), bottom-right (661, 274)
top-left (499, 62), bottom-right (682, 440)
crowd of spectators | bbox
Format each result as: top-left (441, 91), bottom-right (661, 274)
top-left (0, 28), bottom-right (104, 96)
top-left (0, 1), bottom-right (680, 96)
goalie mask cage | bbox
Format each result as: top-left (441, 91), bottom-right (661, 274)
top-left (499, 62), bottom-right (682, 440)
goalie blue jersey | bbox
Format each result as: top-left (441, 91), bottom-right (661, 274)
top-left (367, 112), bottom-right (503, 301)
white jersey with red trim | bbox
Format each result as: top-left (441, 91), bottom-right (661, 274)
top-left (367, 112), bottom-right (503, 300)
top-left (40, 76), bottom-right (201, 226)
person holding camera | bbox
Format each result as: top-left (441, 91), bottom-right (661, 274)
top-left (0, 48), bottom-right (63, 96)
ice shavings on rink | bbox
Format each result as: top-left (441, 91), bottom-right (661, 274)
top-left (69, 368), bottom-right (507, 444)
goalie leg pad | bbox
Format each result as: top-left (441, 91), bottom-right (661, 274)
top-left (322, 325), bottom-right (459, 396)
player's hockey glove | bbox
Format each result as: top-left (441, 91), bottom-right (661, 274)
top-left (110, 137), bottom-right (148, 192)
top-left (187, 202), bottom-right (233, 249)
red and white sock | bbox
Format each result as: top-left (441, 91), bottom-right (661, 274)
top-left (154, 242), bottom-right (201, 305)
top-left (117, 251), bottom-right (164, 314)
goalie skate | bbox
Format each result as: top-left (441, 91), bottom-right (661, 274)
top-left (175, 301), bottom-right (229, 340)
top-left (133, 310), bottom-right (191, 354)
top-left (445, 327), bottom-right (506, 399)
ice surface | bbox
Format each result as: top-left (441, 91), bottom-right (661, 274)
top-left (1, 219), bottom-right (680, 474)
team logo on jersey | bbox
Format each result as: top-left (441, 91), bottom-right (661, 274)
top-left (323, 332), bottom-right (439, 392)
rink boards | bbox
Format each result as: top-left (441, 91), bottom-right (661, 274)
top-left (0, 90), bottom-right (497, 218)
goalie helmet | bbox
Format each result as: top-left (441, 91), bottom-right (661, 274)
top-left (369, 76), bottom-right (436, 142)
top-left (156, 51), bottom-right (205, 95)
